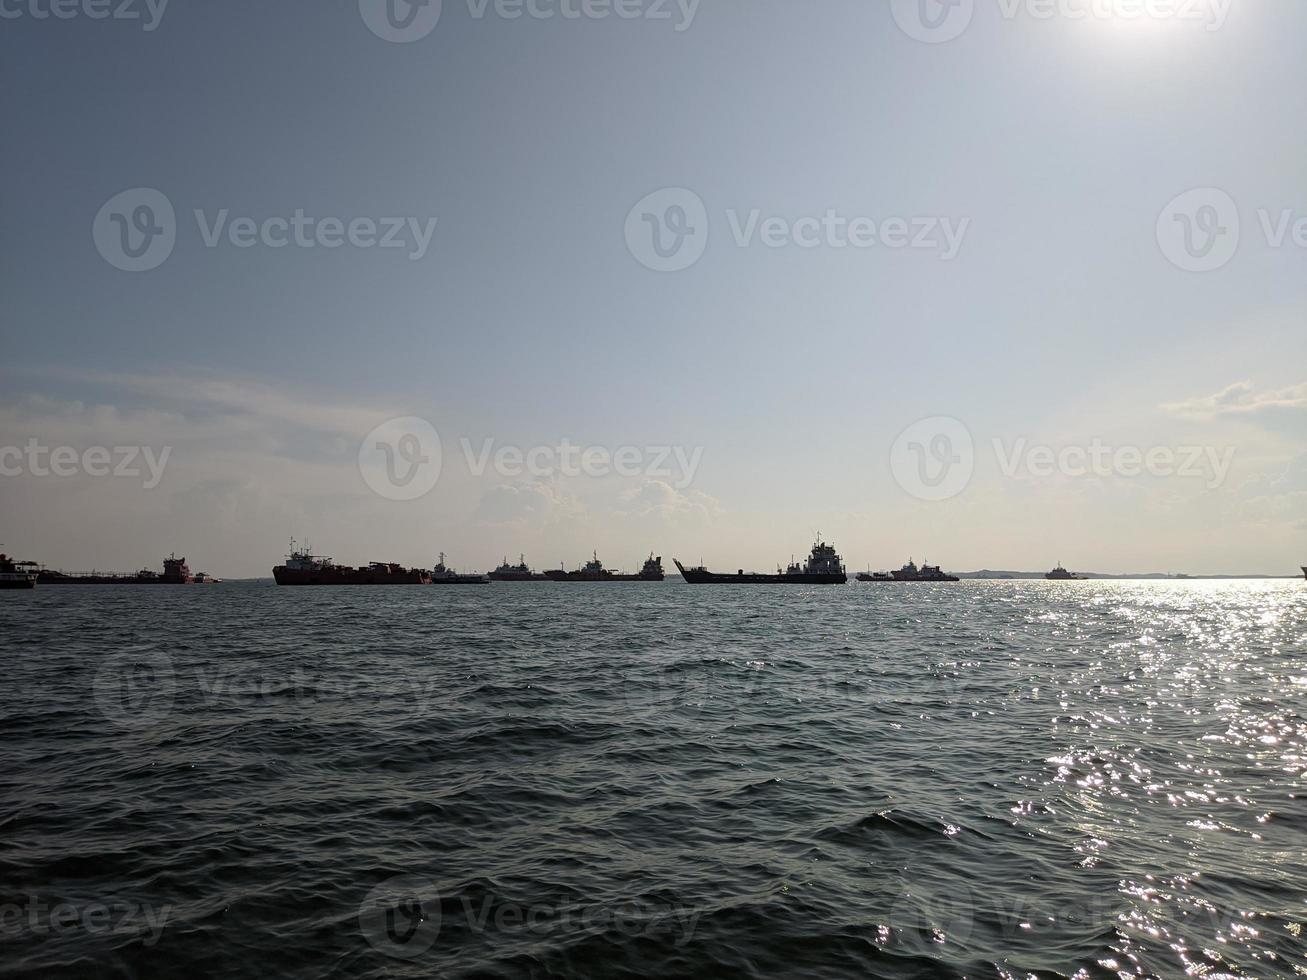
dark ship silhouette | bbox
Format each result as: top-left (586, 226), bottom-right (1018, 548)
top-left (545, 552), bottom-right (664, 582)
top-left (273, 540), bottom-right (431, 585)
top-left (675, 537), bottom-right (847, 584)
top-left (488, 555), bottom-right (548, 582)
top-left (39, 553), bottom-right (196, 585)
top-left (856, 559), bottom-right (959, 583)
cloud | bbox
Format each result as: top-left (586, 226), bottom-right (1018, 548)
top-left (472, 479), bottom-right (586, 527)
top-left (1162, 380), bottom-right (1307, 424)
top-left (613, 480), bottom-right (721, 523)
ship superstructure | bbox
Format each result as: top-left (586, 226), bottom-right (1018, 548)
top-left (0, 552), bottom-right (38, 590)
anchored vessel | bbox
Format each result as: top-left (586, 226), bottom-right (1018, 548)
top-left (431, 553), bottom-right (490, 585)
top-left (546, 553), bottom-right (665, 582)
top-left (1046, 564), bottom-right (1086, 581)
top-left (0, 552), bottom-right (38, 590)
top-left (39, 553), bottom-right (196, 585)
top-left (858, 559), bottom-right (959, 583)
top-left (273, 540), bottom-right (431, 585)
top-left (488, 555), bottom-right (548, 582)
top-left (675, 538), bottom-right (847, 584)
top-left (1302, 566), bottom-right (1306, 580)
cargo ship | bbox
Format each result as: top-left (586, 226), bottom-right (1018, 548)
top-left (0, 552), bottom-right (38, 590)
top-left (488, 555), bottom-right (548, 582)
top-left (857, 559), bottom-right (959, 583)
top-left (272, 540), bottom-right (431, 585)
top-left (675, 538), bottom-right (847, 584)
top-left (39, 553), bottom-right (197, 585)
top-left (545, 552), bottom-right (665, 582)
top-left (431, 553), bottom-right (490, 585)
top-left (1045, 564), bottom-right (1085, 581)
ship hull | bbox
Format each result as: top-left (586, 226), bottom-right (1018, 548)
top-left (38, 574), bottom-right (191, 585)
top-left (487, 572), bottom-right (549, 582)
top-left (679, 569), bottom-right (846, 584)
top-left (273, 567), bottom-right (431, 585)
top-left (431, 576), bottom-right (490, 585)
top-left (543, 571), bottom-right (664, 582)
top-left (0, 574), bottom-right (36, 590)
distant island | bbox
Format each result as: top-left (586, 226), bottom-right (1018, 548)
top-left (959, 570), bottom-right (1301, 580)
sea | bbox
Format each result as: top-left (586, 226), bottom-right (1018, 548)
top-left (2, 580), bottom-right (1304, 979)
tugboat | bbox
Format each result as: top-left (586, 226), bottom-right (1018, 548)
top-left (431, 553), bottom-right (490, 585)
top-left (675, 537), bottom-right (847, 584)
top-left (858, 558), bottom-right (959, 583)
top-left (1046, 563), bottom-right (1085, 581)
top-left (488, 555), bottom-right (548, 582)
top-left (546, 553), bottom-right (665, 582)
top-left (273, 539), bottom-right (431, 585)
top-left (39, 553), bottom-right (197, 585)
top-left (0, 551), bottom-right (38, 590)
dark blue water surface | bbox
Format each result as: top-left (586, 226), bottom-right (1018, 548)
top-left (2, 580), bottom-right (1304, 979)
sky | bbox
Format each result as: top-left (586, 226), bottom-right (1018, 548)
top-left (2, 0), bottom-right (1305, 578)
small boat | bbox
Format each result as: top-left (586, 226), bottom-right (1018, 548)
top-left (1046, 564), bottom-right (1086, 581)
top-left (0, 551), bottom-right (38, 590)
top-left (431, 553), bottom-right (490, 585)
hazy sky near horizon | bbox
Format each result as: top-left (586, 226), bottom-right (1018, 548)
top-left (2, 0), bottom-right (1305, 577)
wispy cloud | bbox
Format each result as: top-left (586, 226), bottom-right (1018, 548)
top-left (1162, 380), bottom-right (1307, 424)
